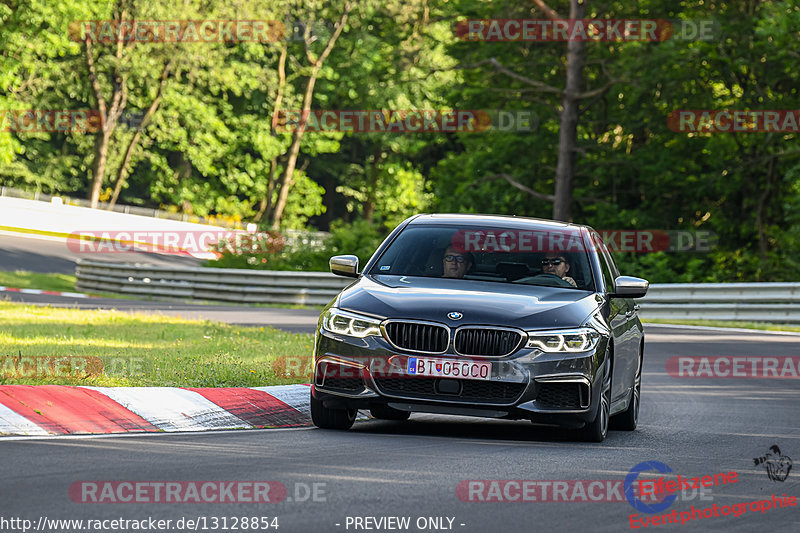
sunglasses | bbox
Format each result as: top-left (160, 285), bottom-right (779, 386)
top-left (444, 254), bottom-right (468, 263)
top-left (541, 258), bottom-right (565, 266)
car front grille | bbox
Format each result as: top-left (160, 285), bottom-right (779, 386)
top-left (373, 377), bottom-right (525, 404)
top-left (454, 328), bottom-right (523, 356)
top-left (535, 381), bottom-right (588, 410)
top-left (384, 321), bottom-right (449, 353)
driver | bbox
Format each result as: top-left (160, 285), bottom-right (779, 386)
top-left (442, 246), bottom-right (473, 278)
top-left (542, 253), bottom-right (577, 287)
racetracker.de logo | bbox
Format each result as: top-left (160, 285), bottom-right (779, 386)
top-left (0, 110), bottom-right (102, 132)
top-left (449, 229), bottom-right (715, 254)
top-left (667, 110), bottom-right (800, 133)
top-left (273, 110), bottom-right (536, 133)
top-left (66, 230), bottom-right (284, 259)
top-left (453, 19), bottom-right (717, 42)
top-left (1, 355), bottom-right (103, 378)
top-left (69, 481), bottom-right (287, 503)
top-left (69, 20), bottom-right (285, 43)
top-left (667, 356), bottom-right (800, 379)
top-left (455, 479), bottom-right (710, 503)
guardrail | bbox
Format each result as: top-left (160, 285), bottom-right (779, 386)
top-left (75, 259), bottom-right (800, 321)
top-left (75, 259), bottom-right (351, 306)
top-left (637, 282), bottom-right (800, 323)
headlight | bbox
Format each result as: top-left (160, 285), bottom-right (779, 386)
top-left (322, 308), bottom-right (382, 338)
top-left (525, 327), bottom-right (601, 353)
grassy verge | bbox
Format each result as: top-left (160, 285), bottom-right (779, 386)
top-left (0, 270), bottom-right (77, 293)
top-left (0, 302), bottom-right (314, 387)
top-left (642, 319), bottom-right (800, 333)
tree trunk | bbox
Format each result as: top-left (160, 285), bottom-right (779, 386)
top-left (363, 149), bottom-right (381, 222)
top-left (270, 2), bottom-right (351, 229)
top-left (84, 8), bottom-right (128, 208)
top-left (89, 129), bottom-right (112, 207)
top-left (108, 61), bottom-right (172, 209)
top-left (254, 157), bottom-right (279, 223)
top-left (551, 0), bottom-right (586, 222)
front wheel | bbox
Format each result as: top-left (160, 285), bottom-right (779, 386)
top-left (581, 360), bottom-right (611, 442)
top-left (310, 391), bottom-right (357, 430)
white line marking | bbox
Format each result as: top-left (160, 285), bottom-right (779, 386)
top-left (0, 426), bottom-right (314, 441)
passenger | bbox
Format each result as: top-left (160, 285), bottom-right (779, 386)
top-left (542, 254), bottom-right (577, 287)
top-left (442, 246), bottom-right (473, 278)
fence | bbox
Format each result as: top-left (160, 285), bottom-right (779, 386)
top-left (74, 259), bottom-right (800, 321)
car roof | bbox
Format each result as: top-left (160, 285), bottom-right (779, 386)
top-left (407, 213), bottom-right (590, 232)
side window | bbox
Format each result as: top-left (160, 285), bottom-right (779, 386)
top-left (592, 233), bottom-right (616, 293)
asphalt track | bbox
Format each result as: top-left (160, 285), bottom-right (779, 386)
top-left (0, 232), bottom-right (203, 273)
top-left (3, 325), bottom-right (799, 532)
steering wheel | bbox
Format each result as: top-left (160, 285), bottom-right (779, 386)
top-left (517, 273), bottom-right (574, 288)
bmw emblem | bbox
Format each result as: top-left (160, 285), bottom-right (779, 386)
top-left (447, 312), bottom-right (463, 320)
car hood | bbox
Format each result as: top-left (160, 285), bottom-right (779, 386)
top-left (336, 275), bottom-right (600, 329)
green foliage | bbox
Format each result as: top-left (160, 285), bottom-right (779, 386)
top-left (1, 0), bottom-right (799, 281)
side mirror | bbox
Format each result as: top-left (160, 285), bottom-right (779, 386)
top-left (329, 255), bottom-right (359, 278)
top-left (610, 275), bottom-right (649, 299)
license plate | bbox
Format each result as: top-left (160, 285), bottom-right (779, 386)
top-left (407, 357), bottom-right (491, 381)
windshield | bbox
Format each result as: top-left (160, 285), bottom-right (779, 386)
top-left (369, 224), bottom-right (596, 291)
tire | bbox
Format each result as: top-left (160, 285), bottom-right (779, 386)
top-left (611, 347), bottom-right (642, 431)
top-left (581, 358), bottom-right (611, 443)
top-left (370, 404), bottom-right (411, 421)
top-left (310, 391), bottom-right (357, 430)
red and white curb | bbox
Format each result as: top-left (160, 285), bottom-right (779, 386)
top-left (0, 384), bottom-right (344, 436)
top-left (0, 286), bottom-right (94, 298)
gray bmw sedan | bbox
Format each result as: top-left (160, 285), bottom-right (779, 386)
top-left (311, 214), bottom-right (648, 442)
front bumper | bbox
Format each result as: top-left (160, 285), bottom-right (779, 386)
top-left (312, 327), bottom-right (609, 427)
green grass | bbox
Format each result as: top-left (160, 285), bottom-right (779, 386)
top-left (0, 270), bottom-right (77, 293)
top-left (0, 302), bottom-right (314, 387)
top-left (642, 319), bottom-right (800, 333)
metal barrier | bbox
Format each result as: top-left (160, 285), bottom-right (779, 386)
top-left (638, 283), bottom-right (800, 323)
top-left (75, 259), bottom-right (352, 306)
top-left (75, 259), bottom-right (800, 321)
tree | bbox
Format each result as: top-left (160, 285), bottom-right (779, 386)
top-left (268, 0), bottom-right (352, 229)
